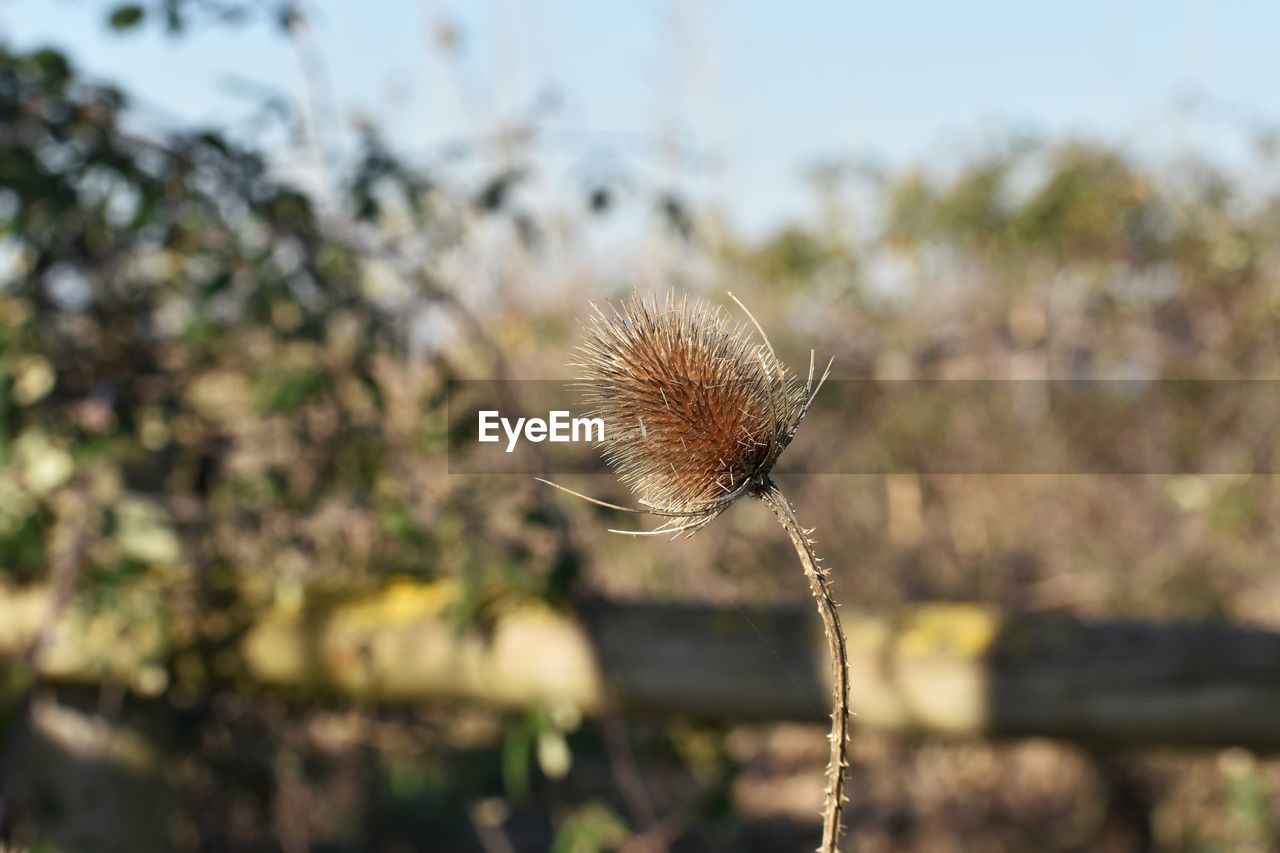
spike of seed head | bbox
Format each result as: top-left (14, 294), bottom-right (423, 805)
top-left (574, 291), bottom-right (810, 531)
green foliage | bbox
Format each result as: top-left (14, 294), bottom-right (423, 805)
top-left (102, 0), bottom-right (297, 35)
top-left (551, 801), bottom-right (630, 853)
top-left (880, 139), bottom-right (1266, 279)
top-left (751, 226), bottom-right (832, 281)
top-left (0, 41), bottom-right (575, 608)
top-left (107, 4), bottom-right (146, 30)
top-left (502, 706), bottom-right (580, 800)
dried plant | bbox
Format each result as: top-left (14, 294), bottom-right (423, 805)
top-left (542, 290), bottom-right (849, 852)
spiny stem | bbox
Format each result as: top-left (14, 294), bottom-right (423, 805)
top-left (758, 479), bottom-right (849, 853)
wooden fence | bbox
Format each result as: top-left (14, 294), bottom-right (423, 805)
top-left (2, 579), bottom-right (1279, 748)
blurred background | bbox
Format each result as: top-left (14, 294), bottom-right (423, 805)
top-left (2, 1), bottom-right (1280, 851)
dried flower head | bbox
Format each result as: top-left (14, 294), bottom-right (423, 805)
top-left (567, 290), bottom-right (827, 535)
top-left (543, 289), bottom-right (849, 851)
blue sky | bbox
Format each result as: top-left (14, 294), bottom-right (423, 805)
top-left (2, 1), bottom-right (1276, 236)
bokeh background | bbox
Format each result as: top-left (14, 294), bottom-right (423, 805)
top-left (2, 2), bottom-right (1280, 851)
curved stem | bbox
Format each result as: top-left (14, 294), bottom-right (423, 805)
top-left (758, 480), bottom-right (849, 853)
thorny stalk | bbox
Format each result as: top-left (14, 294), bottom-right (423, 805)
top-left (757, 479), bottom-right (849, 852)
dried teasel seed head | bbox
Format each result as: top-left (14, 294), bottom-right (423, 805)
top-left (575, 290), bottom-right (818, 531)
top-left (557, 291), bottom-right (847, 850)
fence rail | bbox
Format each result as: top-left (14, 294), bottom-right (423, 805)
top-left (2, 580), bottom-right (1279, 748)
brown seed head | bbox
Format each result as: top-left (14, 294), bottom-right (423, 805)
top-left (575, 291), bottom-right (813, 531)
